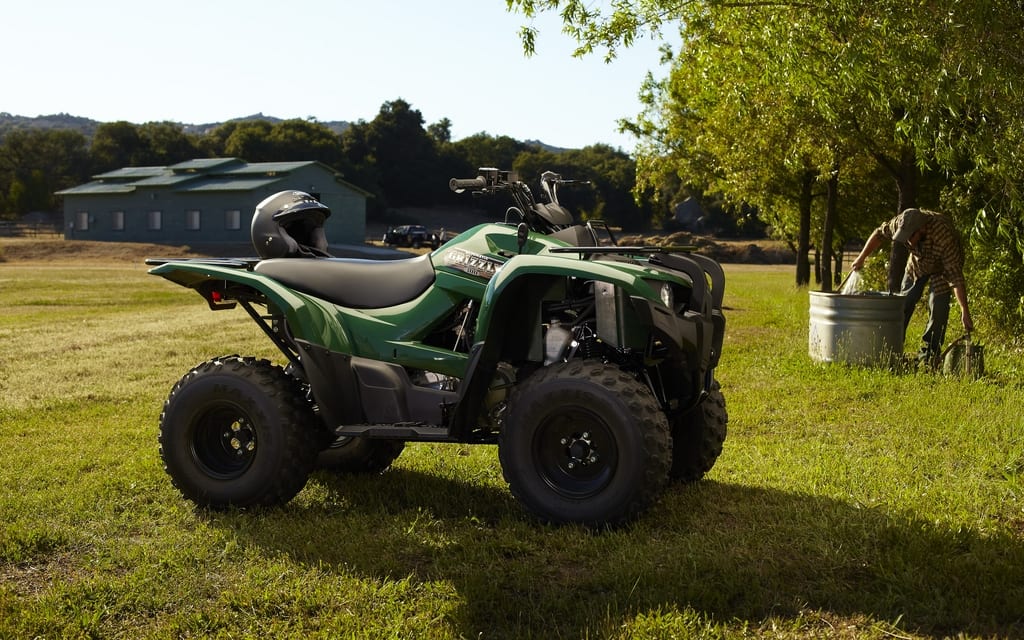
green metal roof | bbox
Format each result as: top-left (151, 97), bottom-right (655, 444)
top-left (59, 158), bottom-right (368, 198)
top-left (168, 158), bottom-right (244, 172)
top-left (222, 161), bottom-right (316, 175)
top-left (55, 182), bottom-right (136, 195)
top-left (92, 166), bottom-right (166, 180)
top-left (134, 173), bottom-right (203, 187)
top-left (176, 177), bottom-right (282, 192)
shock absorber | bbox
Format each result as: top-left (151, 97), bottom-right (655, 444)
top-left (568, 324), bottom-right (600, 360)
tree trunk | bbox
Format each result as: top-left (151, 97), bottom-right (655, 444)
top-left (820, 164), bottom-right (840, 292)
top-left (888, 145), bottom-right (918, 293)
top-left (895, 146), bottom-right (919, 213)
top-left (796, 170), bottom-right (814, 286)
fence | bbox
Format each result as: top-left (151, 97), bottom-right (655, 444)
top-left (0, 221), bottom-right (63, 238)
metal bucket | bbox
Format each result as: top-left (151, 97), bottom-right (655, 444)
top-left (941, 334), bottom-right (985, 378)
top-left (808, 291), bottom-right (905, 366)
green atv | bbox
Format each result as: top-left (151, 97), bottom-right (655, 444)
top-left (148, 168), bottom-right (727, 526)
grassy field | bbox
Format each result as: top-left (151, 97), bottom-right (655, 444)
top-left (1, 247), bottom-right (1022, 639)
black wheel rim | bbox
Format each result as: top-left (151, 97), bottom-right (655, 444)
top-left (533, 407), bottom-right (618, 499)
top-left (190, 405), bottom-right (258, 479)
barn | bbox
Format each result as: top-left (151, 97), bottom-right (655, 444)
top-left (56, 158), bottom-right (370, 247)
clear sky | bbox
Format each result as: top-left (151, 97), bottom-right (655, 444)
top-left (3, 0), bottom-right (670, 152)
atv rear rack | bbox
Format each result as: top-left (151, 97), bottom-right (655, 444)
top-left (144, 257), bottom-right (259, 269)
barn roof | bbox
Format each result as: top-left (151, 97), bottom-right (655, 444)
top-left (56, 158), bottom-right (368, 197)
top-left (176, 177), bottom-right (282, 192)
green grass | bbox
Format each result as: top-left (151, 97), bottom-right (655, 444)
top-left (1, 261), bottom-right (1022, 639)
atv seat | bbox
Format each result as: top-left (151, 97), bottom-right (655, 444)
top-left (254, 254), bottom-right (436, 309)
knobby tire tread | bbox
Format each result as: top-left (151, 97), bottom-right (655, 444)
top-left (500, 360), bottom-right (671, 527)
top-left (159, 355), bottom-right (320, 508)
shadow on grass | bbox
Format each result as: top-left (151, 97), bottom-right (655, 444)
top-left (216, 469), bottom-right (1024, 639)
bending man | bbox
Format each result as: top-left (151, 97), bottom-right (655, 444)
top-left (851, 208), bottom-right (973, 366)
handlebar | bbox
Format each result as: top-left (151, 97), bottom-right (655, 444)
top-left (449, 177), bottom-right (488, 193)
top-left (449, 168), bottom-right (579, 235)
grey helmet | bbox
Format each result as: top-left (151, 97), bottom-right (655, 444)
top-left (251, 191), bottom-right (331, 259)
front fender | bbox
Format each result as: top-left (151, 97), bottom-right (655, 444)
top-left (148, 261), bottom-right (350, 352)
top-left (448, 254), bottom-right (686, 438)
top-left (474, 254), bottom-right (670, 344)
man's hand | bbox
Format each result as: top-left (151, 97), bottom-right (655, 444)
top-left (954, 285), bottom-right (973, 332)
top-left (851, 229), bottom-right (882, 272)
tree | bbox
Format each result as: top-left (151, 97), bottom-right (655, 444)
top-left (514, 144), bottom-right (650, 230)
top-left (340, 99), bottom-right (442, 211)
top-left (427, 118), bottom-right (453, 145)
top-left (508, 1), bottom-right (1024, 325)
top-left (450, 133), bottom-right (531, 175)
top-left (0, 129), bottom-right (90, 214)
top-left (622, 5), bottom-right (863, 285)
top-left (137, 122), bottom-right (201, 166)
top-left (337, 119), bottom-right (384, 212)
top-left (90, 120), bottom-right (201, 172)
top-left (222, 120), bottom-right (275, 162)
top-left (90, 121), bottom-right (147, 173)
top-left (266, 119), bottom-right (347, 170)
top-left (196, 121), bottom-right (239, 157)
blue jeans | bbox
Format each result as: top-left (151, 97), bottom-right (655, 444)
top-left (901, 273), bottom-right (951, 364)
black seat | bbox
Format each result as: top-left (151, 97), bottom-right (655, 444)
top-left (254, 253), bottom-right (436, 309)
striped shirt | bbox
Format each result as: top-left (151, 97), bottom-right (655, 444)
top-left (876, 209), bottom-right (965, 295)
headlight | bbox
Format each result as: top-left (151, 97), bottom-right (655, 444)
top-left (660, 282), bottom-right (674, 309)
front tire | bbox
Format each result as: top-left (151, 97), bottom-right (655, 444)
top-left (159, 356), bottom-right (320, 509)
top-left (499, 361), bottom-right (671, 526)
top-left (669, 379), bottom-right (727, 482)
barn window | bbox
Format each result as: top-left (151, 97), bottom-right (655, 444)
top-left (111, 211), bottom-right (125, 231)
top-left (148, 210), bottom-right (162, 230)
top-left (76, 211), bottom-right (89, 231)
top-left (185, 210), bottom-right (201, 231)
top-left (225, 209), bottom-right (241, 230)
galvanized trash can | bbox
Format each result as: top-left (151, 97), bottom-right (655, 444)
top-left (808, 291), bottom-right (905, 366)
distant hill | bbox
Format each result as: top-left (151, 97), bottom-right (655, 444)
top-left (0, 112), bottom-right (351, 141)
top-left (181, 113), bottom-right (352, 137)
top-left (0, 112), bottom-right (102, 139)
top-left (0, 112), bottom-right (567, 151)
top-left (522, 139), bottom-right (569, 153)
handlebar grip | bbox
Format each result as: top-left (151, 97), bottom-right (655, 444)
top-left (449, 177), bottom-right (487, 192)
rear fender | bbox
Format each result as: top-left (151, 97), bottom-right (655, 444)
top-left (148, 261), bottom-right (351, 352)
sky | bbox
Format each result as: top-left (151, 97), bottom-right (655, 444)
top-left (4, 0), bottom-right (671, 152)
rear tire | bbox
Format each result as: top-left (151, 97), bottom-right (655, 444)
top-left (159, 356), bottom-right (320, 509)
top-left (499, 361), bottom-right (671, 526)
top-left (669, 379), bottom-right (727, 482)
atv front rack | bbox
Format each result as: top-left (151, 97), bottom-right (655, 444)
top-left (551, 245), bottom-right (725, 314)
